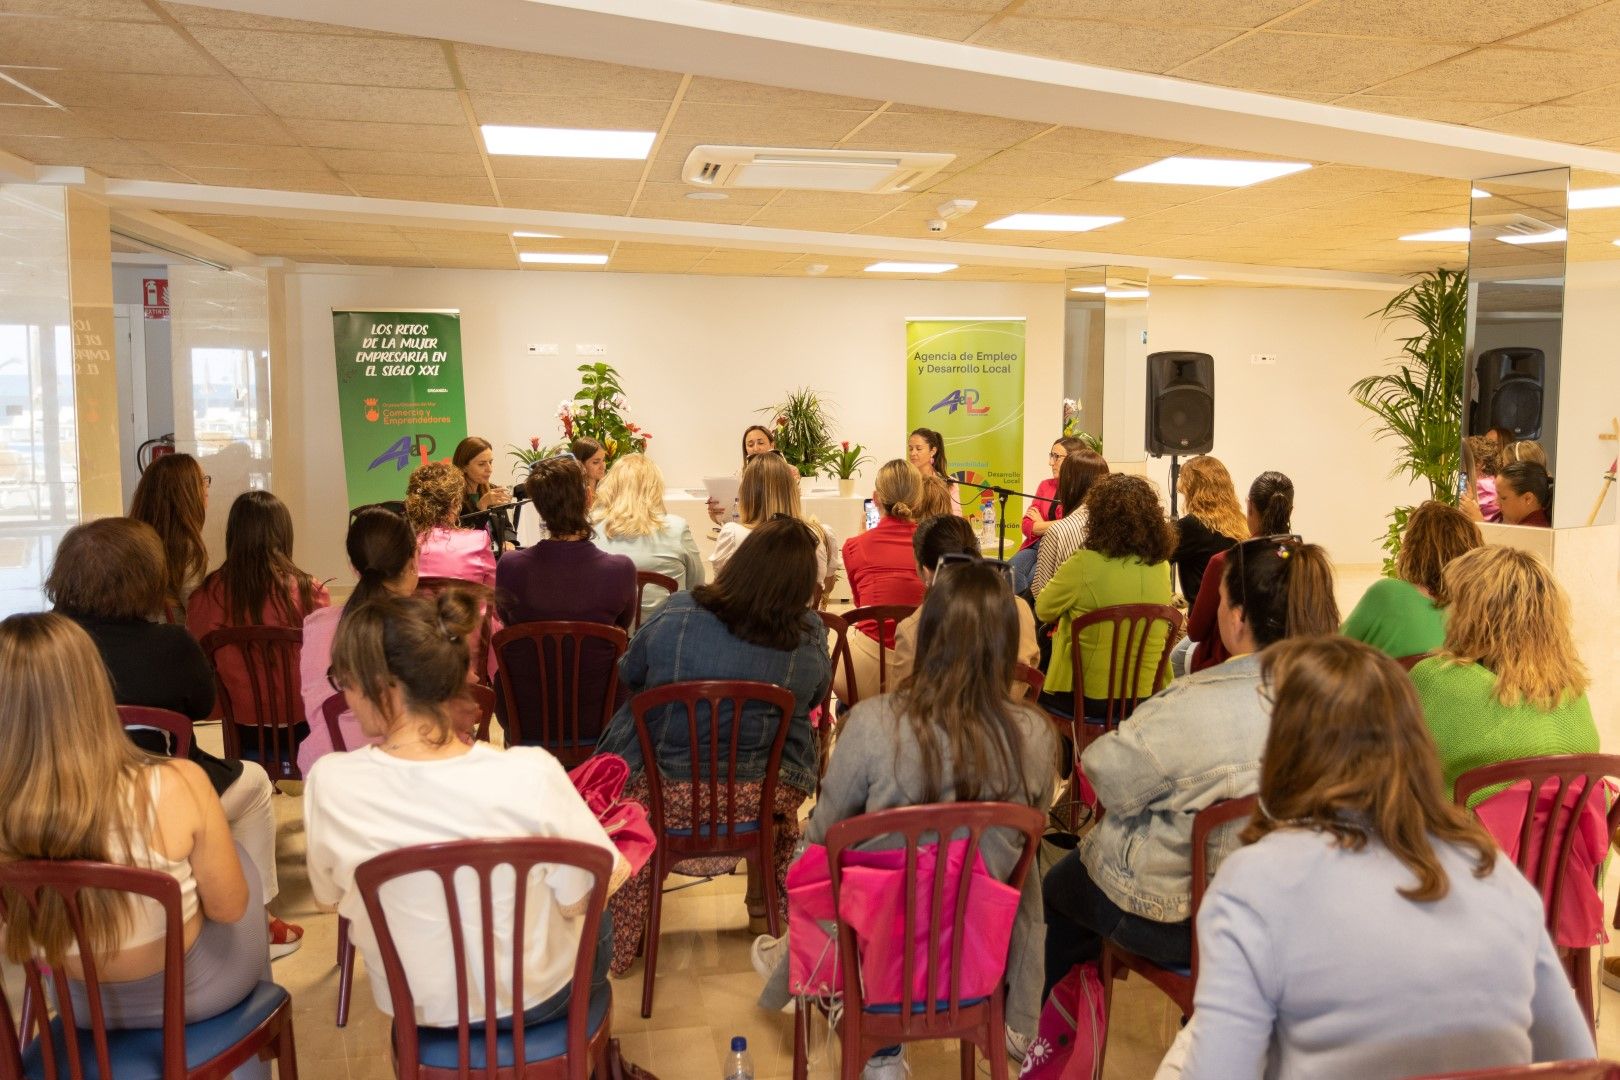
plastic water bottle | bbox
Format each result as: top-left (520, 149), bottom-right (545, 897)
top-left (981, 496), bottom-right (998, 543)
top-left (724, 1036), bottom-right (754, 1080)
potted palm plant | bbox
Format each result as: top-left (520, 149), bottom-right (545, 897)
top-left (1350, 267), bottom-right (1467, 573)
top-left (761, 388), bottom-right (836, 482)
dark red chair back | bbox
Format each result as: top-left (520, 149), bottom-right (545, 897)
top-left (1454, 753), bottom-right (1620, 1031)
top-left (1013, 663), bottom-right (1044, 702)
top-left (116, 705), bottom-right (194, 759)
top-left (633, 571), bottom-right (679, 631)
top-left (492, 621), bottom-right (629, 765)
top-left (818, 610), bottom-right (856, 715)
top-left (1416, 1063), bottom-right (1620, 1078)
top-left (199, 625), bottom-right (304, 783)
top-left (320, 691), bottom-right (350, 753)
top-left (0, 858), bottom-right (297, 1079)
top-left (1069, 602), bottom-right (1183, 732)
top-left (843, 604), bottom-right (915, 701)
top-left (1395, 652), bottom-right (1432, 671)
top-left (353, 837), bottom-right (615, 1080)
top-left (416, 576), bottom-right (495, 685)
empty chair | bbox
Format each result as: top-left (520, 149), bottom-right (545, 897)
top-left (200, 625), bottom-right (307, 783)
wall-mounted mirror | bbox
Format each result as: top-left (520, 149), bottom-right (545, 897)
top-left (1063, 265), bottom-right (1149, 466)
top-left (1063, 266), bottom-right (1106, 451)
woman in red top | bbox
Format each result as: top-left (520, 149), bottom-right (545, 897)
top-left (1011, 435), bottom-right (1084, 594)
top-left (838, 459), bottom-right (927, 701)
top-left (1185, 470), bottom-right (1292, 673)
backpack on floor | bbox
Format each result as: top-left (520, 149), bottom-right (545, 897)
top-left (1018, 960), bottom-right (1107, 1080)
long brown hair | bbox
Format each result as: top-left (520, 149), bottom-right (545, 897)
top-left (692, 517), bottom-right (819, 650)
top-left (452, 436), bottom-right (493, 497)
top-left (898, 560), bottom-right (1046, 803)
top-left (129, 453), bottom-right (208, 607)
top-left (46, 518), bottom-right (169, 620)
top-left (1396, 500), bottom-right (1481, 601)
top-left (1057, 448), bottom-right (1108, 518)
top-left (344, 507), bottom-right (417, 615)
top-left (1246, 636), bottom-right (1496, 902)
top-left (1249, 471), bottom-right (1294, 535)
top-left (330, 590), bottom-right (483, 747)
top-left (404, 461), bottom-right (466, 536)
top-left (204, 490), bottom-right (318, 626)
top-left (0, 613), bottom-right (153, 964)
top-left (1223, 537), bottom-right (1339, 648)
top-left (1179, 455), bottom-right (1248, 542)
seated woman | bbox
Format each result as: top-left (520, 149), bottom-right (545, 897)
top-left (1171, 455), bottom-right (1248, 609)
top-left (494, 455), bottom-right (636, 747)
top-left (1341, 500), bottom-right (1480, 660)
top-left (908, 427), bottom-right (962, 517)
top-left (298, 507), bottom-right (419, 774)
top-left (1010, 435), bottom-right (1084, 594)
top-left (571, 437), bottom-right (608, 497)
top-left (1030, 448), bottom-right (1109, 601)
top-left (838, 459), bottom-right (927, 700)
top-left (452, 436), bottom-right (513, 551)
top-left (1035, 474), bottom-right (1177, 719)
top-left (713, 450), bottom-right (840, 601)
top-left (752, 558), bottom-right (1059, 1069)
top-left (889, 515), bottom-right (1040, 698)
top-left (1181, 635), bottom-right (1592, 1078)
top-left (47, 518), bottom-right (298, 959)
top-left (595, 518), bottom-right (832, 975)
top-left (0, 613), bottom-right (267, 1031)
top-left (590, 453), bottom-right (705, 625)
top-left (1497, 460), bottom-right (1554, 527)
top-left (407, 460), bottom-right (497, 587)
top-left (1185, 470), bottom-right (1293, 674)
top-left (128, 451), bottom-right (210, 621)
top-left (1043, 535), bottom-right (1339, 989)
top-left (1413, 546), bottom-right (1598, 805)
top-left (706, 424), bottom-right (776, 524)
top-left (305, 591), bottom-right (627, 1030)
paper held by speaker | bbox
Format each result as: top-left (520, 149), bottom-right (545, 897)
top-left (1146, 351), bottom-right (1215, 456)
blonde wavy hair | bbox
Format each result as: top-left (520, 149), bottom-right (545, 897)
top-left (404, 461), bottom-right (466, 536)
top-left (1178, 455), bottom-right (1248, 543)
top-left (737, 451), bottom-right (834, 569)
top-left (873, 459), bottom-right (923, 523)
top-left (593, 453), bottom-right (667, 540)
top-left (1438, 546), bottom-right (1587, 710)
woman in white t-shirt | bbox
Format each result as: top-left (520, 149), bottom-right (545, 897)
top-left (304, 589), bottom-right (628, 1028)
top-left (712, 450), bottom-right (840, 602)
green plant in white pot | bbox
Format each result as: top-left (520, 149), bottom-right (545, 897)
top-left (761, 388), bottom-right (836, 478)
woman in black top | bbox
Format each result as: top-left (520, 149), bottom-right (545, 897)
top-left (46, 516), bottom-right (302, 959)
top-left (1171, 455), bottom-right (1249, 606)
top-left (453, 436), bottom-right (515, 552)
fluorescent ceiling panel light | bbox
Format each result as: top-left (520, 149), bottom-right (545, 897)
top-left (1069, 285), bottom-right (1107, 293)
top-left (1107, 289), bottom-right (1150, 298)
top-left (518, 252), bottom-right (609, 265)
top-left (984, 213), bottom-right (1122, 232)
top-left (1400, 228), bottom-right (1470, 242)
top-left (1499, 228), bottom-right (1567, 245)
top-left (865, 261), bottom-right (956, 273)
top-left (1171, 274), bottom-right (1207, 280)
top-left (1472, 188), bottom-right (1490, 198)
top-left (511, 231), bottom-right (559, 239)
top-left (481, 124), bottom-right (655, 159)
top-left (1570, 186), bottom-right (1620, 209)
top-left (1115, 156), bottom-right (1310, 187)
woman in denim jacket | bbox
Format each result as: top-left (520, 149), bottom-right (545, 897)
top-left (595, 517), bottom-right (831, 973)
top-left (1042, 534), bottom-right (1339, 996)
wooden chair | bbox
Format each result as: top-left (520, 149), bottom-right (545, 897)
top-left (116, 704), bottom-right (194, 758)
top-left (1416, 1063), bottom-right (1620, 1078)
top-left (353, 837), bottom-right (615, 1080)
top-left (633, 571), bottom-right (679, 631)
top-left (630, 679), bottom-right (795, 1018)
top-left (842, 603), bottom-right (916, 705)
top-left (492, 621), bottom-right (629, 766)
top-left (816, 611), bottom-right (857, 792)
top-left (1395, 652), bottom-right (1433, 671)
top-left (1098, 793), bottom-right (1259, 1074)
top-left (199, 625), bottom-right (305, 783)
top-left (1013, 662), bottom-right (1044, 703)
top-left (1454, 754), bottom-right (1620, 1033)
top-left (791, 801), bottom-right (1045, 1080)
top-left (0, 859), bottom-right (298, 1079)
top-left (415, 576), bottom-right (496, 685)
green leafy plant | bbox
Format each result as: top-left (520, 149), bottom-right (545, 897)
top-left (761, 388), bottom-right (836, 478)
top-left (507, 435), bottom-right (551, 477)
top-left (1061, 398), bottom-right (1102, 452)
top-left (823, 440), bottom-right (871, 481)
top-left (558, 362), bottom-right (650, 465)
top-left (1351, 267), bottom-right (1468, 573)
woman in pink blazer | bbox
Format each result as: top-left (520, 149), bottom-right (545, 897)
top-left (407, 461), bottom-right (497, 586)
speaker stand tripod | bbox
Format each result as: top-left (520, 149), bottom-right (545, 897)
top-left (1168, 454), bottom-right (1181, 517)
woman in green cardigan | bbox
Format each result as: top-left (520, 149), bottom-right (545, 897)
top-left (1035, 473), bottom-right (1176, 719)
top-left (1342, 500), bottom-right (1481, 661)
top-left (1411, 545), bottom-right (1597, 807)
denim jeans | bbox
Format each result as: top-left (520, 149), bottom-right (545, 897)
top-left (1041, 848), bottom-right (1190, 1001)
top-left (1009, 544), bottom-right (1039, 596)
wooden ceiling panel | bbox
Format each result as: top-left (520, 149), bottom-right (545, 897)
top-left (450, 44), bottom-right (684, 99)
top-left (341, 174), bottom-right (497, 202)
top-left (7, 0), bottom-right (161, 18)
top-left (71, 108), bottom-right (293, 144)
top-left (667, 102), bottom-right (871, 144)
top-left (490, 156), bottom-right (647, 182)
top-left (1475, 104), bottom-right (1620, 144)
top-left (316, 148), bottom-right (486, 177)
top-left (683, 77), bottom-right (882, 111)
top-left (1370, 47), bottom-right (1620, 104)
top-left (160, 4), bottom-right (398, 35)
top-left (720, 1), bottom-right (993, 39)
top-left (0, 16), bottom-right (213, 75)
top-left (135, 140), bottom-right (326, 171)
top-left (0, 133), bottom-right (153, 163)
top-left (0, 104), bottom-right (103, 137)
top-left (1170, 33), bottom-right (1469, 96)
top-left (1014, 0), bottom-right (1301, 25)
top-left (496, 178), bottom-right (639, 211)
top-left (240, 81), bottom-right (466, 124)
top-left (636, 181), bottom-right (778, 206)
top-left (630, 198), bottom-right (775, 224)
top-left (187, 28), bottom-right (455, 89)
top-left (1338, 95), bottom-right (1520, 124)
top-left (282, 118), bottom-right (480, 153)
top-left (9, 69), bottom-right (264, 112)
top-left (178, 167), bottom-right (352, 193)
top-left (467, 92), bottom-right (671, 130)
top-left (843, 108), bottom-right (1049, 150)
top-left (1272, 0), bottom-right (1604, 42)
top-left (972, 18), bottom-right (1241, 73)
top-left (1511, 4), bottom-right (1620, 51)
top-left (92, 162), bottom-right (195, 181)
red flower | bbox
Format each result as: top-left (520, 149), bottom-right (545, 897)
top-left (643, 433), bottom-right (652, 442)
top-left (841, 440), bottom-right (849, 451)
top-left (529, 436), bottom-right (541, 450)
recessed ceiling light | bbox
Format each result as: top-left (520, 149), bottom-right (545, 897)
top-left (1107, 289), bottom-right (1150, 299)
top-left (984, 213), bottom-right (1123, 232)
top-left (1499, 228), bottom-right (1567, 245)
top-left (1570, 186), bottom-right (1620, 209)
top-left (1171, 274), bottom-right (1207, 281)
top-left (518, 252), bottom-right (610, 265)
top-left (686, 191), bottom-right (729, 201)
top-left (1400, 228), bottom-right (1471, 242)
top-left (1114, 156), bottom-right (1311, 187)
top-left (511, 231), bottom-right (559, 239)
top-left (481, 124), bottom-right (655, 160)
top-left (866, 261), bottom-right (957, 273)
top-left (1472, 188), bottom-right (1490, 198)
top-left (806, 264), bottom-right (829, 275)
top-left (1069, 285), bottom-right (1107, 293)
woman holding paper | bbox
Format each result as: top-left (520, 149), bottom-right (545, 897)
top-left (708, 425), bottom-right (779, 523)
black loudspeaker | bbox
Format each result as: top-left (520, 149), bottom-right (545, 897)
top-left (1471, 347), bottom-right (1544, 440)
top-left (1145, 351), bottom-right (1215, 455)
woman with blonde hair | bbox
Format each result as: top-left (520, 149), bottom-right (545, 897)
top-left (0, 613), bottom-right (268, 1028)
top-left (837, 459), bottom-right (928, 699)
top-left (1412, 546), bottom-right (1597, 804)
top-left (1181, 634), bottom-right (1590, 1078)
top-left (1342, 501), bottom-right (1481, 660)
top-left (129, 452), bottom-right (210, 620)
top-left (1172, 455), bottom-right (1248, 608)
top-left (712, 450), bottom-right (840, 600)
top-left (592, 453), bottom-right (705, 624)
top-left (406, 460), bottom-right (496, 587)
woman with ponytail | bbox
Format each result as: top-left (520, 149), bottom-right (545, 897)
top-left (1184, 470), bottom-right (1294, 673)
top-left (837, 459), bottom-right (928, 699)
top-left (305, 590), bottom-right (627, 1030)
top-left (1042, 533), bottom-right (1339, 994)
top-left (297, 508), bottom-right (420, 773)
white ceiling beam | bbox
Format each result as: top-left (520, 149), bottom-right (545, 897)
top-left (107, 204), bottom-right (261, 268)
top-left (101, 178), bottom-right (1405, 289)
top-left (190, 0), bottom-right (1620, 180)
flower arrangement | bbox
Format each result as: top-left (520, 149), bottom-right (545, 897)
top-left (506, 434), bottom-right (551, 476)
top-left (560, 361), bottom-right (651, 463)
top-left (823, 440), bottom-right (871, 481)
top-left (1061, 398), bottom-right (1102, 452)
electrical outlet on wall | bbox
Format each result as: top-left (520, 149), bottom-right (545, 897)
top-left (1250, 353), bottom-right (1278, 365)
top-left (526, 343), bottom-right (558, 356)
top-left (575, 343), bottom-right (607, 356)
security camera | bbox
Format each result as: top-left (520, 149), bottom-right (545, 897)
top-left (927, 218), bottom-right (948, 233)
top-left (937, 198), bottom-right (977, 220)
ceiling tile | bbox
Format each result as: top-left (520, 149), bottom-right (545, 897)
top-left (134, 140), bottom-right (325, 170)
top-left (0, 103), bottom-right (102, 137)
top-left (973, 18), bottom-right (1242, 73)
top-left (91, 162), bottom-right (192, 181)
top-left (283, 118), bottom-right (479, 153)
top-left (4, 0), bottom-right (161, 18)
top-left (489, 156), bottom-right (647, 182)
top-left (1369, 46), bottom-right (1620, 103)
top-left (723, 1), bottom-right (994, 39)
top-left (9, 69), bottom-right (264, 112)
top-left (242, 81), bottom-right (466, 124)
top-left (668, 102), bottom-right (871, 144)
top-left (0, 16), bottom-right (214, 75)
top-left (1272, 0), bottom-right (1604, 43)
top-left (1028, 128), bottom-right (1194, 157)
top-left (495, 177), bottom-right (639, 210)
top-left (843, 108), bottom-right (1049, 149)
top-left (187, 28), bottom-right (455, 89)
top-left (0, 80), bottom-right (44, 107)
top-left (627, 199), bottom-right (770, 224)
top-left (316, 147), bottom-right (486, 177)
top-left (636, 181), bottom-right (778, 206)
top-left (160, 4), bottom-right (398, 35)
top-left (683, 77), bottom-right (882, 111)
top-left (1169, 33), bottom-right (1469, 95)
top-left (0, 133), bottom-right (153, 163)
top-left (1339, 96), bottom-right (1522, 124)
top-left (69, 108), bottom-right (294, 144)
top-left (1475, 104), bottom-right (1620, 143)
top-left (341, 174), bottom-right (497, 202)
top-left (468, 92), bottom-right (671, 129)
top-left (931, 170), bottom-right (1085, 198)
top-left (1014, 0), bottom-right (1302, 26)
top-left (451, 45), bottom-right (683, 99)
top-left (177, 167), bottom-right (353, 193)
top-left (1511, 4), bottom-right (1620, 50)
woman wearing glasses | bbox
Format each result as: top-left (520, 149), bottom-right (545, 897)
top-left (1184, 470), bottom-right (1294, 674)
top-left (1042, 532), bottom-right (1338, 996)
top-left (1009, 436), bottom-right (1086, 593)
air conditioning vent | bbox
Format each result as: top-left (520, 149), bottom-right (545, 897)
top-left (1475, 212), bottom-right (1558, 237)
top-left (682, 145), bottom-right (955, 194)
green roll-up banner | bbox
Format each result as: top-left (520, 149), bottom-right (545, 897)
top-left (331, 309), bottom-right (468, 508)
top-left (905, 318), bottom-right (1027, 546)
